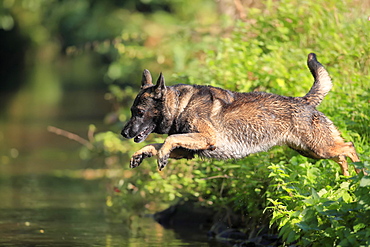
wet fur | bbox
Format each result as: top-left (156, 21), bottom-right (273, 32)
top-left (121, 53), bottom-right (361, 176)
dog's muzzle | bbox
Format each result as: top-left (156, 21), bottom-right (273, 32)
top-left (121, 122), bottom-right (155, 143)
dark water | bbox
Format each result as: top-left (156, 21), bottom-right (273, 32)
top-left (0, 175), bottom-right (210, 246)
top-left (0, 174), bottom-right (208, 246)
top-left (0, 91), bottom-right (213, 246)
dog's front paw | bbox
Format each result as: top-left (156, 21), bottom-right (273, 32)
top-left (158, 153), bottom-right (169, 171)
top-left (130, 152), bottom-right (152, 168)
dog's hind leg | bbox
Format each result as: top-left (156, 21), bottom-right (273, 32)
top-left (329, 142), bottom-right (362, 176)
top-left (300, 141), bottom-right (360, 176)
top-left (307, 139), bottom-right (361, 176)
top-left (293, 117), bottom-right (361, 176)
top-left (331, 155), bottom-right (350, 176)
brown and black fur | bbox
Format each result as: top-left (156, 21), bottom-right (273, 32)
top-left (121, 53), bottom-right (361, 176)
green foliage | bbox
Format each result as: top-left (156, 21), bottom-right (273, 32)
top-left (194, 0), bottom-right (369, 96)
top-left (1, 0), bottom-right (220, 90)
top-left (187, 0), bottom-right (369, 244)
top-left (268, 160), bottom-right (370, 246)
top-left (100, 0), bottom-right (220, 85)
top-left (77, 0), bottom-right (370, 245)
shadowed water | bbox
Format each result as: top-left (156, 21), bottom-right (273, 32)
top-left (0, 91), bottom-right (214, 247)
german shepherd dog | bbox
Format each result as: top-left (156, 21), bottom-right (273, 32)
top-left (121, 53), bottom-right (361, 176)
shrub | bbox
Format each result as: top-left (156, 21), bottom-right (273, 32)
top-left (85, 0), bottom-right (370, 244)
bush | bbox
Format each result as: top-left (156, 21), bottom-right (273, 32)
top-left (84, 0), bottom-right (370, 244)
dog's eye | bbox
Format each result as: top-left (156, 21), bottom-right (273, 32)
top-left (137, 109), bottom-right (145, 117)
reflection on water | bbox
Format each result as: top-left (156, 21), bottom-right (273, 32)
top-left (0, 91), bottom-right (213, 246)
top-left (0, 176), bottom-right (207, 246)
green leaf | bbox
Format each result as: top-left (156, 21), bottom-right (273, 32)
top-left (311, 188), bottom-right (320, 201)
top-left (353, 223), bottom-right (366, 233)
top-left (359, 176), bottom-right (370, 187)
top-left (286, 230), bottom-right (299, 243)
top-left (296, 222), bottom-right (308, 231)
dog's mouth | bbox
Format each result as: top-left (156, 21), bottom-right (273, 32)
top-left (133, 125), bottom-right (155, 143)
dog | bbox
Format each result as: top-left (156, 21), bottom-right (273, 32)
top-left (121, 53), bottom-right (361, 176)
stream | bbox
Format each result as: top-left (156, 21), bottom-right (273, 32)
top-left (0, 90), bottom-right (215, 246)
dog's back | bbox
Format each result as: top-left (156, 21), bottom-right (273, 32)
top-left (173, 86), bottom-right (331, 160)
top-left (166, 54), bottom-right (333, 159)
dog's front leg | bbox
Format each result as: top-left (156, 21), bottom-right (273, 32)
top-left (130, 144), bottom-right (196, 169)
top-left (130, 143), bottom-right (162, 168)
top-left (157, 133), bottom-right (216, 171)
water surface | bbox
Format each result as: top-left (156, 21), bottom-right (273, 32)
top-left (0, 91), bottom-right (214, 246)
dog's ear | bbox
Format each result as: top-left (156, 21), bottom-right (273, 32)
top-left (154, 72), bottom-right (166, 99)
top-left (141, 69), bottom-right (153, 89)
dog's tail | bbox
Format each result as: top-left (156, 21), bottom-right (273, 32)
top-left (303, 53), bottom-right (332, 107)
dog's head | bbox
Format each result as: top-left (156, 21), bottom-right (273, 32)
top-left (121, 69), bottom-right (167, 143)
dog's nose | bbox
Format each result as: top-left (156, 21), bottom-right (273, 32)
top-left (121, 128), bottom-right (129, 138)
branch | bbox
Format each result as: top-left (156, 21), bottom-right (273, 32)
top-left (200, 174), bottom-right (232, 180)
top-left (47, 126), bottom-right (93, 149)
